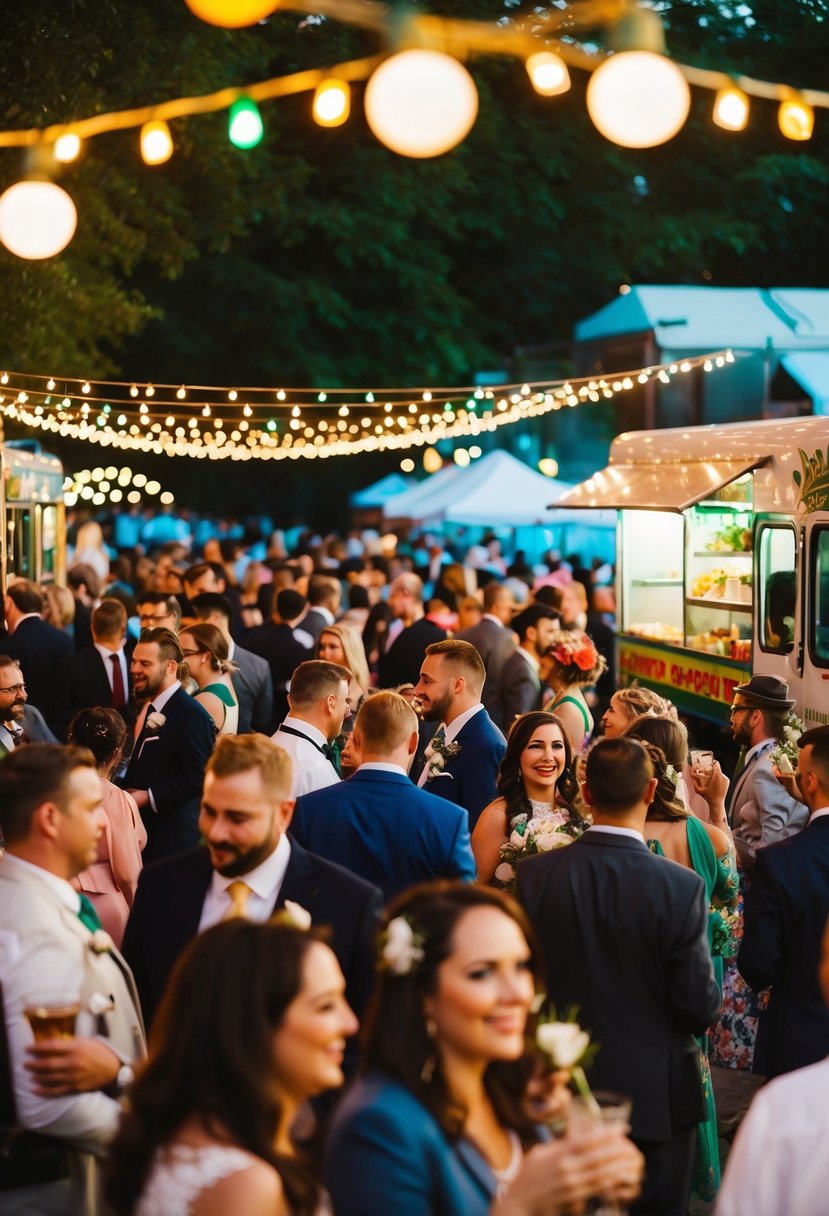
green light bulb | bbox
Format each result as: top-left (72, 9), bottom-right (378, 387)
top-left (229, 99), bottom-right (264, 149)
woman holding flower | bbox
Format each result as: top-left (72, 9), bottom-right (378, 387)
top-left (324, 882), bottom-right (643, 1216)
top-left (541, 631), bottom-right (606, 751)
top-left (471, 712), bottom-right (583, 887)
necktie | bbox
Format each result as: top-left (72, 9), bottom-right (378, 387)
top-left (110, 653), bottom-right (126, 711)
top-left (77, 893), bottom-right (103, 932)
top-left (134, 702), bottom-right (156, 742)
top-left (224, 880), bottom-right (252, 920)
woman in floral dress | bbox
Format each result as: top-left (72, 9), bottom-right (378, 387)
top-left (471, 711), bottom-right (586, 889)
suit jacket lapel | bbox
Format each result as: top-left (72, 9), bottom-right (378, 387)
top-left (453, 1139), bottom-right (499, 1203)
top-left (274, 838), bottom-right (317, 914)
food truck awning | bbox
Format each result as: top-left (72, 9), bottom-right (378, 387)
top-left (549, 458), bottom-right (768, 513)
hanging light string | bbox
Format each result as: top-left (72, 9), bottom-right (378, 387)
top-left (0, 349), bottom-right (736, 461)
top-left (0, 0), bottom-right (825, 154)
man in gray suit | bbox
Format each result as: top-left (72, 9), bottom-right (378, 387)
top-left (727, 675), bottom-right (808, 870)
top-left (191, 593), bottom-right (275, 734)
top-left (0, 744), bottom-right (145, 1213)
top-left (456, 581), bottom-right (516, 726)
top-left (0, 656), bottom-right (59, 755)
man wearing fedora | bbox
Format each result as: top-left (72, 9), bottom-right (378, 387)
top-left (728, 675), bottom-right (808, 870)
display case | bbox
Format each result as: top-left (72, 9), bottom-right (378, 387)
top-left (621, 477), bottom-right (754, 662)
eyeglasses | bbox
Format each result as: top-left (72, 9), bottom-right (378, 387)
top-left (729, 705), bottom-right (752, 717)
top-left (180, 649), bottom-right (202, 658)
top-left (0, 683), bottom-right (26, 695)
top-left (139, 613), bottom-right (173, 624)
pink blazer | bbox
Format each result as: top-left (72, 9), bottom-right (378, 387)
top-left (72, 779), bottom-right (147, 947)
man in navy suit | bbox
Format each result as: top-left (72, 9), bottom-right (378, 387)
top-left (518, 738), bottom-right (721, 1216)
top-left (2, 579), bottom-right (72, 728)
top-left (739, 725), bottom-right (829, 1078)
top-left (292, 689), bottom-right (476, 900)
top-left (121, 628), bottom-right (215, 865)
top-left (413, 639), bottom-right (506, 832)
top-left (53, 598), bottom-right (135, 739)
top-left (123, 733), bottom-right (382, 1031)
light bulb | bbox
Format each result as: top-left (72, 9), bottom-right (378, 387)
top-left (184, 0), bottom-right (275, 26)
top-left (365, 50), bottom-right (478, 158)
top-left (525, 52), bottom-right (571, 97)
top-left (54, 132), bottom-right (82, 163)
top-left (228, 98), bottom-right (264, 149)
top-left (0, 179), bottom-right (77, 259)
top-left (313, 79), bottom-right (351, 128)
top-left (586, 52), bottom-right (690, 148)
top-left (779, 96), bottom-right (813, 141)
top-left (140, 121), bottom-right (174, 165)
top-left (713, 86), bottom-right (749, 132)
top-left (423, 446), bottom-right (442, 473)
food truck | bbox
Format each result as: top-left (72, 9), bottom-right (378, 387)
top-left (1, 441), bottom-right (66, 589)
top-left (554, 416), bottom-right (829, 728)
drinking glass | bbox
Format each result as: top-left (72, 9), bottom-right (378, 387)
top-left (23, 990), bottom-right (81, 1042)
top-left (567, 1090), bottom-right (633, 1216)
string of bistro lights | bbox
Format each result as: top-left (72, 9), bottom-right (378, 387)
top-left (0, 0), bottom-right (827, 259)
top-left (0, 350), bottom-right (735, 462)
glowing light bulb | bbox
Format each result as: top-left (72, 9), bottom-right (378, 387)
top-left (228, 98), bottom-right (264, 150)
top-left (313, 79), bottom-right (351, 128)
top-left (525, 52), bottom-right (571, 97)
top-left (54, 132), bottom-right (82, 163)
top-left (0, 179), bottom-right (77, 259)
top-left (586, 52), bottom-right (690, 148)
top-left (146, 385), bottom-right (155, 397)
top-left (365, 50), bottom-right (478, 158)
top-left (713, 85), bottom-right (749, 132)
top-left (47, 378), bottom-right (56, 391)
top-left (183, 0), bottom-right (276, 27)
top-left (177, 386), bottom-right (187, 399)
top-left (779, 96), bottom-right (814, 140)
top-left (140, 121), bottom-right (174, 165)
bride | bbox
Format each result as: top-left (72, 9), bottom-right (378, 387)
top-left (106, 917), bottom-right (357, 1216)
top-left (471, 712), bottom-right (583, 886)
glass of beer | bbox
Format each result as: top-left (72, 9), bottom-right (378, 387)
top-left (23, 990), bottom-right (81, 1042)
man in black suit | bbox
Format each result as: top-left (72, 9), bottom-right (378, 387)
top-left (244, 588), bottom-right (316, 726)
top-left (303, 574), bottom-right (342, 644)
top-left (738, 725), bottom-right (829, 1078)
top-left (378, 573), bottom-right (446, 689)
top-left (191, 592), bottom-right (274, 733)
top-left (518, 737), bottom-right (721, 1216)
top-left (121, 628), bottom-right (215, 865)
top-left (181, 561), bottom-right (245, 639)
top-left (2, 580), bottom-right (72, 728)
top-left (53, 598), bottom-right (134, 739)
top-left (123, 733), bottom-right (382, 1032)
top-left (456, 581), bottom-right (516, 726)
top-left (497, 603), bottom-right (560, 732)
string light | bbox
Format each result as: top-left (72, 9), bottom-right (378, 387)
top-left (0, 350), bottom-right (734, 462)
top-left (778, 93), bottom-right (814, 140)
top-left (228, 98), bottom-right (264, 149)
top-left (53, 132), bottom-right (82, 163)
top-left (526, 52), bottom-right (571, 97)
top-left (713, 85), bottom-right (749, 131)
top-left (140, 120), bottom-right (174, 165)
top-left (312, 79), bottom-right (351, 128)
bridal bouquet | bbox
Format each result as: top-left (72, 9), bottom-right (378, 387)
top-left (494, 811), bottom-right (585, 894)
top-left (769, 708), bottom-right (803, 774)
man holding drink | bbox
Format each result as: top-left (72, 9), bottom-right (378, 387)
top-left (0, 744), bottom-right (145, 1215)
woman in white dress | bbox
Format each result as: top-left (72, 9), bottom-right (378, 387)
top-left (472, 712), bottom-right (585, 886)
top-left (106, 918), bottom-right (358, 1216)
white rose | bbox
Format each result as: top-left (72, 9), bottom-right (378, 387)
top-left (494, 862), bottom-right (516, 883)
top-left (513, 814), bottom-right (528, 826)
top-left (88, 992), bottom-right (115, 1016)
top-left (430, 754), bottom-right (445, 772)
top-left (146, 712), bottom-right (166, 731)
top-left (536, 830), bottom-right (574, 853)
top-left (90, 930), bottom-right (114, 954)
top-left (509, 830), bottom-right (527, 850)
top-left (777, 753), bottom-right (794, 774)
top-left (282, 901), bottom-right (312, 930)
top-left (537, 1021), bottom-right (590, 1068)
top-left (382, 916), bottom-right (424, 975)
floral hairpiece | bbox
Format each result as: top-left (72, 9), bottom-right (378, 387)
top-left (379, 915), bottom-right (424, 976)
top-left (664, 763), bottom-right (680, 788)
top-left (550, 631), bottom-right (600, 673)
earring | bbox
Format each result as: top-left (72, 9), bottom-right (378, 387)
top-left (421, 1016), bottom-right (438, 1085)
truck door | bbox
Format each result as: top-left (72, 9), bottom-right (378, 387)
top-left (803, 512), bottom-right (829, 729)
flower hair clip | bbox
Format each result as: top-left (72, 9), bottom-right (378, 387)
top-left (664, 763), bottom-right (680, 788)
top-left (379, 915), bottom-right (425, 976)
top-left (550, 631), bottom-right (601, 674)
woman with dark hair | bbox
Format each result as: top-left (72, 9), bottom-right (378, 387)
top-left (107, 918), bottom-right (357, 1216)
top-left (68, 707), bottom-right (146, 946)
top-left (542, 632), bottom-right (606, 751)
top-left (325, 883), bottom-right (642, 1216)
top-left (625, 722), bottom-right (737, 1204)
top-left (179, 621), bottom-right (239, 735)
top-left (471, 713), bottom-right (583, 886)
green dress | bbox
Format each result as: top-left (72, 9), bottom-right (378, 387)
top-left (201, 681), bottom-right (239, 735)
top-left (648, 815), bottom-right (738, 1202)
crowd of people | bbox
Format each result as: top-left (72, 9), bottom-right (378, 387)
top-left (0, 524), bottom-right (828, 1216)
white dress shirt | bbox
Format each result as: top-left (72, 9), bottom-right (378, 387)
top-left (271, 715), bottom-right (340, 798)
top-left (717, 1056), bottom-right (829, 1216)
top-left (198, 833), bottom-right (291, 932)
top-left (587, 824), bottom-right (646, 843)
top-left (94, 642), bottom-right (129, 696)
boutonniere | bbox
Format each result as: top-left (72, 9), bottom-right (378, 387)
top-left (88, 992), bottom-right (116, 1016)
top-left (146, 711), bottom-right (166, 732)
top-left (90, 930), bottom-right (115, 955)
top-left (423, 734), bottom-right (460, 780)
top-left (280, 901), bottom-right (312, 930)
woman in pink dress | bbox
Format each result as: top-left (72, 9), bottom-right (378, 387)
top-left (68, 707), bottom-right (147, 947)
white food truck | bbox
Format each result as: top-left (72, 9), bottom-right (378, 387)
top-left (554, 416), bottom-right (829, 729)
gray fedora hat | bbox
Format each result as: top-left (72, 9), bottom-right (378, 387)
top-left (733, 674), bottom-right (795, 710)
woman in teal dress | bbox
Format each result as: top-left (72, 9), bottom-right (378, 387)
top-left (626, 714), bottom-right (738, 1202)
top-left (180, 622), bottom-right (240, 736)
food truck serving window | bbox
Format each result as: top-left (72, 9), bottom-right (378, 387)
top-left (812, 528), bottom-right (829, 668)
top-left (757, 524), bottom-right (796, 655)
